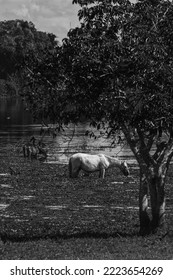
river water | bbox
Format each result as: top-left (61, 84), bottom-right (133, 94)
top-left (0, 97), bottom-right (134, 164)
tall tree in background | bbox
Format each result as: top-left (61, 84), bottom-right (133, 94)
top-left (0, 20), bottom-right (58, 95)
top-left (24, 0), bottom-right (173, 234)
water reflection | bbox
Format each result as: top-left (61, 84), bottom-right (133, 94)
top-left (0, 97), bottom-right (134, 163)
top-left (0, 96), bottom-right (34, 145)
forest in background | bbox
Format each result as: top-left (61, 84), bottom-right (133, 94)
top-left (0, 19), bottom-right (58, 97)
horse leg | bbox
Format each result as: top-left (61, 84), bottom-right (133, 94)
top-left (29, 147), bottom-right (35, 161)
top-left (99, 168), bottom-right (105, 179)
top-left (72, 167), bottom-right (81, 178)
top-left (69, 165), bottom-right (79, 178)
top-left (28, 148), bottom-right (32, 160)
top-left (69, 158), bottom-right (73, 178)
top-left (83, 172), bottom-right (89, 177)
top-left (34, 150), bottom-right (38, 159)
top-left (26, 147), bottom-right (30, 157)
top-left (23, 146), bottom-right (26, 157)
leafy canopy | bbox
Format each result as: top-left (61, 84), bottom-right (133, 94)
top-left (0, 20), bottom-right (57, 79)
top-left (62, 0), bottom-right (173, 134)
top-left (24, 0), bottom-right (173, 143)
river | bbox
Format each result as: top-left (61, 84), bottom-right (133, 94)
top-left (0, 96), bottom-right (134, 164)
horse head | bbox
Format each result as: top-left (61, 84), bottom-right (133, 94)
top-left (120, 160), bottom-right (130, 176)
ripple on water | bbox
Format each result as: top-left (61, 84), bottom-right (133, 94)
top-left (0, 203), bottom-right (9, 210)
top-left (0, 173), bottom-right (10, 177)
top-left (45, 205), bottom-right (67, 210)
top-left (83, 205), bottom-right (102, 208)
top-left (19, 195), bottom-right (35, 200)
top-left (44, 204), bottom-right (141, 211)
top-left (0, 184), bottom-right (13, 188)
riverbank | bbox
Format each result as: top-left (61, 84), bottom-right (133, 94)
top-left (0, 147), bottom-right (173, 259)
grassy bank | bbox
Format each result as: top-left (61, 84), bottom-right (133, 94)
top-left (0, 147), bottom-right (173, 259)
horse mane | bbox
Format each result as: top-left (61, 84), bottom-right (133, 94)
top-left (105, 155), bottom-right (122, 166)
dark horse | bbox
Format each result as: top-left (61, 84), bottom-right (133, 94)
top-left (23, 137), bottom-right (47, 160)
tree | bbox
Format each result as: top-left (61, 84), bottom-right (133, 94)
top-left (0, 20), bottom-right (58, 96)
top-left (24, 0), bottom-right (173, 234)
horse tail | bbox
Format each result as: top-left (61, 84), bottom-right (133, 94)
top-left (69, 157), bottom-right (72, 178)
top-left (23, 145), bottom-right (26, 157)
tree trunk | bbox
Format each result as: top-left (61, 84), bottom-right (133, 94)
top-left (139, 171), bottom-right (151, 235)
top-left (122, 126), bottom-right (170, 235)
top-left (139, 167), bottom-right (166, 234)
top-left (149, 173), bottom-right (166, 232)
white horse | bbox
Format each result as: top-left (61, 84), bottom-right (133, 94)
top-left (69, 153), bottom-right (130, 179)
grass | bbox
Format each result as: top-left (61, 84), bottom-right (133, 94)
top-left (0, 146), bottom-right (173, 259)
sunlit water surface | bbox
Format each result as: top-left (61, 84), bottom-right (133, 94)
top-left (0, 97), bottom-right (135, 164)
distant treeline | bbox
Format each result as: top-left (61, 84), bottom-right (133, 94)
top-left (0, 19), bottom-right (58, 97)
